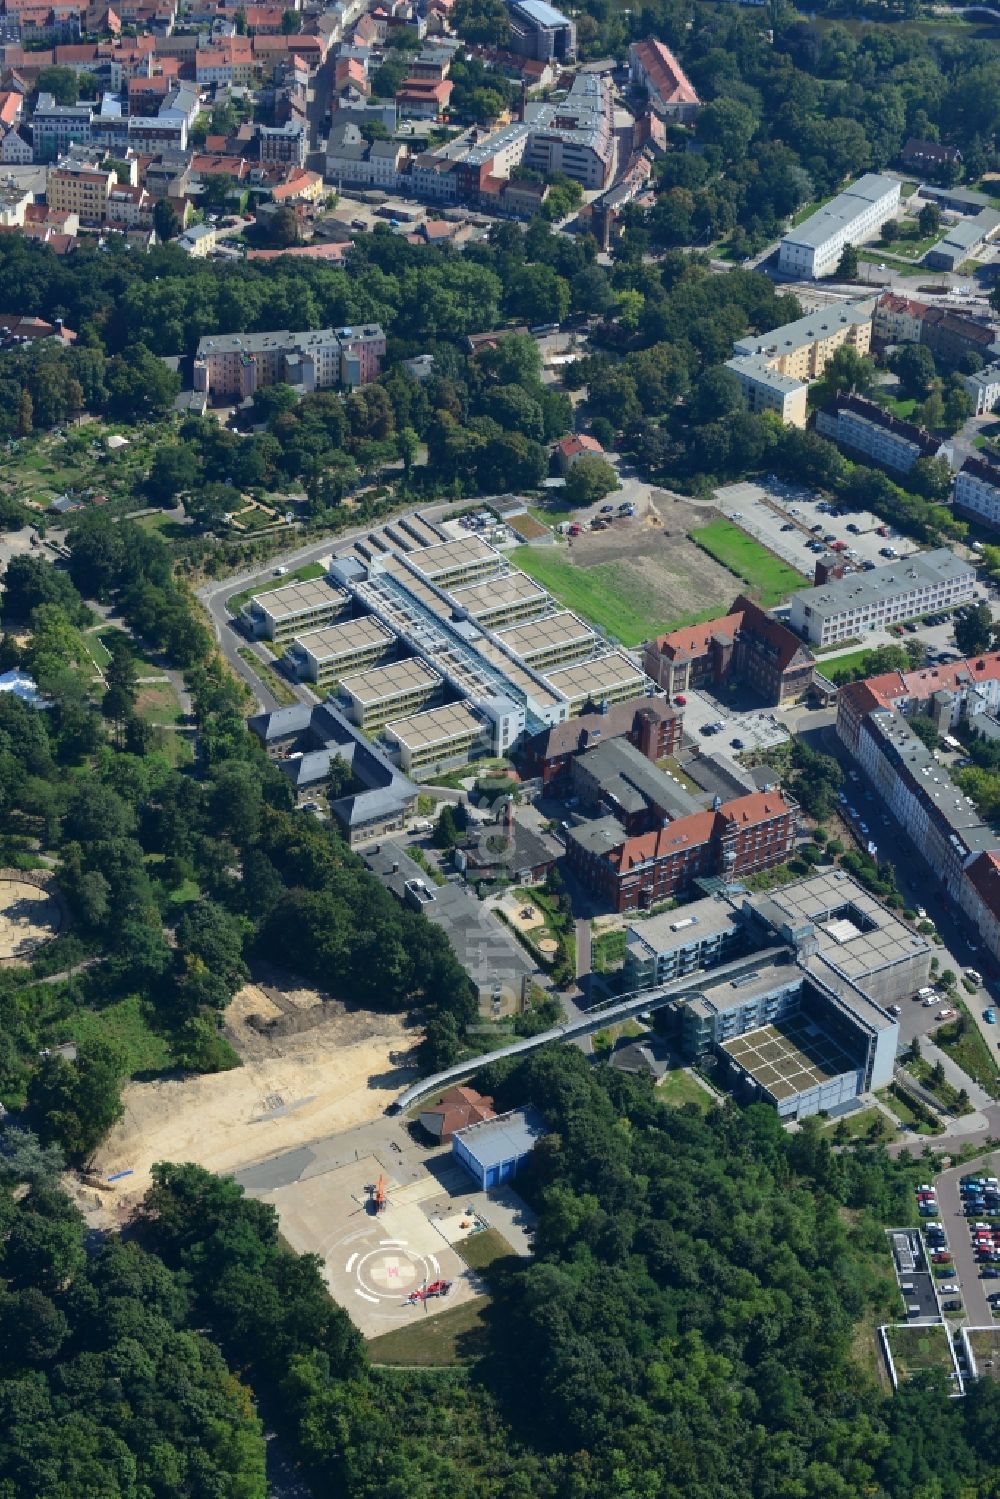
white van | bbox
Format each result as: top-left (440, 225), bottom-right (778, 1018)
top-left (916, 986), bottom-right (936, 1001)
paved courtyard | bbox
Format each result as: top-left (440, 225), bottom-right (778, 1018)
top-left (723, 1017), bottom-right (857, 1102)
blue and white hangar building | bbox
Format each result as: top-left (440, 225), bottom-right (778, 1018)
top-left (452, 1107), bottom-right (547, 1189)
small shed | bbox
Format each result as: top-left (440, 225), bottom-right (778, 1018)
top-left (452, 1105), bottom-right (546, 1189)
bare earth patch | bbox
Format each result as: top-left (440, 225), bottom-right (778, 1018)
top-left (86, 978), bottom-right (418, 1220)
top-left (572, 493), bottom-right (739, 626)
top-left (0, 873), bottom-right (65, 964)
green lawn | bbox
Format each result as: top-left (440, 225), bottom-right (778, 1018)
top-left (885, 1323), bottom-right (955, 1384)
top-left (96, 626), bottom-right (160, 674)
top-left (592, 928), bottom-right (626, 973)
top-left (62, 993), bottom-right (172, 1078)
top-left (936, 1008), bottom-right (1000, 1100)
top-left (822, 1107), bottom-right (897, 1144)
top-left (132, 511), bottom-right (191, 542)
top-left (822, 646), bottom-right (884, 684)
top-left (455, 1228), bottom-right (515, 1272)
top-left (857, 252), bottom-right (929, 279)
top-left (877, 1084), bottom-right (944, 1136)
top-left (659, 1068), bottom-right (713, 1112)
top-left (226, 561), bottom-right (325, 617)
top-left (507, 546), bottom-right (684, 646)
top-left (874, 225), bottom-right (943, 261)
top-left (688, 521), bottom-right (807, 606)
top-left (236, 647), bottom-right (299, 706)
top-left (879, 395), bottom-right (918, 421)
top-left (366, 1298), bottom-right (489, 1367)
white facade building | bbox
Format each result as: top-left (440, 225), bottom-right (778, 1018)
top-left (953, 457), bottom-right (1000, 531)
top-left (778, 174), bottom-right (901, 279)
top-left (789, 547), bottom-right (975, 646)
top-left (964, 360), bottom-right (1000, 417)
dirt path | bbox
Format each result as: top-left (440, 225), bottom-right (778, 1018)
top-left (84, 983), bottom-right (419, 1222)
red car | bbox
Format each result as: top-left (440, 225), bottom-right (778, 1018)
top-left (932, 1252), bottom-right (952, 1263)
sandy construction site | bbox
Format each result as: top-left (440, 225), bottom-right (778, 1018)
top-left (85, 974), bottom-right (419, 1222)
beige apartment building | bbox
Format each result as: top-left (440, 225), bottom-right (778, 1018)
top-left (46, 159), bottom-right (115, 220)
top-left (725, 300), bottom-right (874, 430)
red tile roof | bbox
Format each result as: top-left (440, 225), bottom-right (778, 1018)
top-left (557, 432), bottom-right (603, 460)
top-left (631, 38), bottom-right (699, 108)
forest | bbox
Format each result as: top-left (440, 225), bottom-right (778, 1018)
top-left (0, 514), bottom-right (477, 1155)
top-left (3, 1051), bottom-right (999, 1498)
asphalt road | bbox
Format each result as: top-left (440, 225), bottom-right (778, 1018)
top-left (935, 1154), bottom-right (1000, 1328)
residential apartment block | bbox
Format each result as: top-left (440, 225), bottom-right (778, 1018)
top-left (258, 121), bottom-right (306, 166)
top-left (814, 393), bottom-right (948, 475)
top-left (964, 360), bottom-right (1000, 417)
top-left (45, 157), bottom-right (114, 219)
top-left (953, 455), bottom-right (1000, 530)
top-left (193, 325), bottom-right (386, 400)
top-left (643, 595), bottom-right (816, 705)
top-left (835, 650), bottom-right (1000, 758)
top-left (778, 173), bottom-right (900, 279)
top-left (725, 299), bottom-right (874, 427)
top-left (789, 547), bottom-right (974, 646)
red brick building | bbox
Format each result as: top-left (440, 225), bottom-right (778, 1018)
top-left (521, 696), bottom-right (682, 790)
top-left (643, 595), bottom-right (815, 707)
top-left (566, 788), bottom-right (798, 912)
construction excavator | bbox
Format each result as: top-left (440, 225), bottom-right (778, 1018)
top-left (370, 1174), bottom-right (388, 1214)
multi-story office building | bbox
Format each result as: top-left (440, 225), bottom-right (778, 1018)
top-left (778, 173), bottom-right (900, 279)
top-left (644, 595), bottom-right (816, 705)
top-left (240, 578), bottom-right (351, 644)
top-left (542, 653), bottom-right (647, 714)
top-left (507, 0), bottom-right (575, 62)
top-left (449, 572), bottom-right (549, 630)
top-left (964, 361), bottom-right (1000, 417)
top-left (493, 610), bottom-right (596, 672)
top-left (814, 394), bottom-right (948, 475)
top-left (789, 548), bottom-right (974, 646)
top-left (404, 535), bottom-right (502, 590)
top-left (32, 94), bottom-right (92, 159)
top-left (521, 72), bottom-right (613, 190)
top-left (383, 700), bottom-right (490, 776)
top-left (954, 455), bottom-right (1000, 530)
top-left (286, 616), bottom-right (397, 688)
top-left (338, 658), bottom-right (444, 731)
top-left (193, 325), bottom-right (386, 399)
top-left (624, 895), bottom-right (749, 991)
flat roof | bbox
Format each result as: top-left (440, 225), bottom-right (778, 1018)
top-left (383, 699), bottom-right (486, 751)
top-left (339, 657), bottom-right (441, 705)
top-left (251, 578), bottom-right (347, 622)
top-left (494, 609), bottom-right (596, 660)
top-left (454, 1105), bottom-right (547, 1168)
top-left (697, 963), bottom-right (802, 1013)
top-left (722, 1016), bottom-right (859, 1102)
top-left (733, 299), bottom-right (875, 360)
top-left (449, 571), bottom-right (548, 617)
top-left (293, 615), bottom-right (394, 661)
top-left (404, 534), bottom-right (500, 579)
top-left (792, 547), bottom-right (972, 621)
top-left (543, 652), bottom-right (647, 702)
top-left (749, 870), bottom-right (929, 980)
top-left (627, 893), bottom-right (740, 953)
top-left (473, 635), bottom-right (563, 709)
top-left (782, 173), bottom-right (899, 251)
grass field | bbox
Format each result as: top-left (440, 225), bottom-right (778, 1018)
top-left (226, 561), bottom-right (325, 617)
top-left (455, 1228), bottom-right (515, 1272)
top-left (236, 647), bottom-right (299, 706)
top-left (885, 1323), bottom-right (955, 1384)
top-left (507, 546), bottom-right (692, 646)
top-left (591, 928), bottom-right (626, 974)
top-left (62, 993), bottom-right (172, 1079)
top-left (936, 1008), bottom-right (1000, 1100)
top-left (659, 1068), bottom-right (714, 1111)
top-left (132, 512), bottom-right (191, 542)
top-left (879, 395), bottom-right (918, 421)
top-left (688, 521), bottom-right (806, 606)
top-left (822, 646), bottom-right (884, 684)
top-left (822, 1107), bottom-right (897, 1144)
top-left (366, 1298), bottom-right (489, 1367)
top-left (968, 1329), bottom-right (1000, 1379)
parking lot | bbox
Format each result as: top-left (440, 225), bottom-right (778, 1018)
top-left (935, 1158), bottom-right (1000, 1329)
top-left (715, 478), bottom-right (920, 574)
top-left (676, 685), bottom-right (790, 755)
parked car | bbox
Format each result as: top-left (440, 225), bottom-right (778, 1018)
top-left (985, 1009), bottom-right (997, 1024)
top-left (731, 737), bottom-right (745, 749)
top-left (940, 1284), bottom-right (960, 1293)
top-left (936, 1008), bottom-right (957, 1021)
